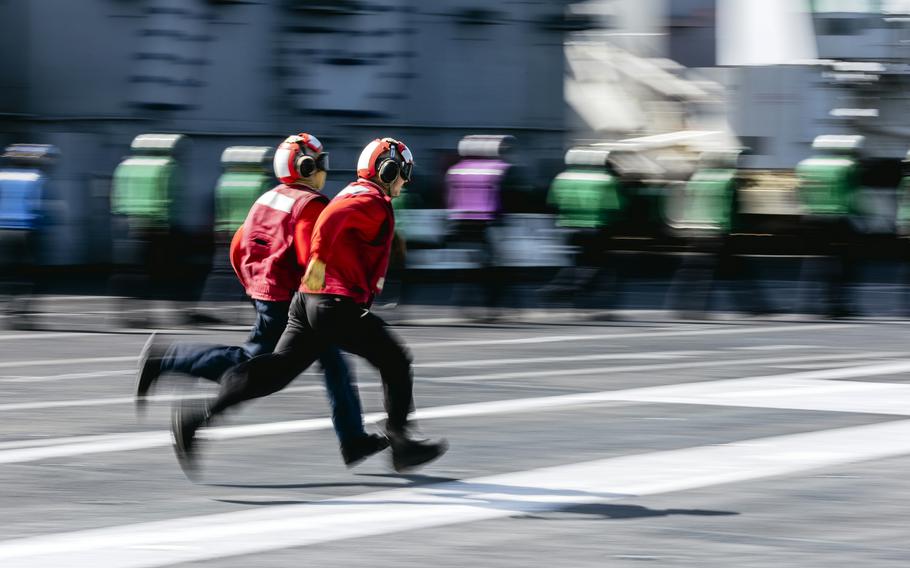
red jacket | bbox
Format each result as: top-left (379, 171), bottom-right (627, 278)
top-left (230, 183), bottom-right (327, 302)
top-left (305, 179), bottom-right (395, 307)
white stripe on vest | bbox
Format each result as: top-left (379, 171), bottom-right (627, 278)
top-left (336, 186), bottom-right (372, 197)
top-left (255, 190), bottom-right (295, 214)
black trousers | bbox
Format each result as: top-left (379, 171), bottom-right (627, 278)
top-left (211, 293), bottom-right (414, 431)
top-left (800, 216), bottom-right (857, 316)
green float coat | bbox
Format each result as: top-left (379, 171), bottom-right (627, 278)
top-left (111, 156), bottom-right (175, 223)
top-left (796, 156), bottom-right (859, 216)
top-left (682, 168), bottom-right (737, 233)
top-left (215, 170), bottom-right (273, 233)
top-left (548, 169), bottom-right (621, 229)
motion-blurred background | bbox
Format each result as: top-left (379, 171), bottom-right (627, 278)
top-left (3, 0), bottom-right (910, 327)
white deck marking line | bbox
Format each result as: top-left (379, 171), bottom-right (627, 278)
top-left (408, 323), bottom-right (855, 348)
top-left (0, 356), bottom-right (136, 369)
top-left (2, 358), bottom-right (910, 463)
top-left (0, 344), bottom-right (861, 383)
top-left (0, 332), bottom-right (96, 341)
top-left (0, 370), bottom-right (135, 383)
top-left (0, 322), bottom-right (855, 350)
top-left (0, 349), bottom-right (704, 374)
top-left (0, 329), bottom-right (213, 340)
top-left (770, 362), bottom-right (873, 370)
top-left (0, 350), bottom-right (728, 384)
top-left (0, 383), bottom-right (378, 412)
top-left (4, 419), bottom-right (910, 567)
top-left (0, 322), bottom-right (846, 368)
top-left (602, 374), bottom-right (910, 417)
top-left (0, 369), bottom-right (325, 384)
top-left (731, 344), bottom-right (820, 351)
top-left (30, 306), bottom-right (245, 317)
top-left (414, 350), bottom-right (710, 369)
top-left (28, 295), bottom-right (124, 301)
top-left (423, 351), bottom-right (899, 383)
top-left (0, 351), bottom-right (697, 382)
top-left (0, 351), bottom-right (894, 410)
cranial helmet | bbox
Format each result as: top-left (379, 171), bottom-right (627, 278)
top-left (356, 137), bottom-right (414, 184)
top-left (273, 133), bottom-right (329, 184)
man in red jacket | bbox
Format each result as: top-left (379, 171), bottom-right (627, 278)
top-left (172, 137), bottom-right (447, 473)
top-left (137, 133), bottom-right (387, 470)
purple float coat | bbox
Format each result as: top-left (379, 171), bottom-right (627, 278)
top-left (445, 158), bottom-right (510, 221)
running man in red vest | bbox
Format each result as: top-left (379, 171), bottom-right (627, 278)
top-left (172, 137), bottom-right (447, 474)
top-left (137, 133), bottom-right (388, 471)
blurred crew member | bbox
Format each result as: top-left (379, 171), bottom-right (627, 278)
top-left (445, 135), bottom-right (515, 319)
top-left (0, 144), bottom-right (56, 329)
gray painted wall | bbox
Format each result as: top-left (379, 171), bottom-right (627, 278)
top-left (0, 0), bottom-right (569, 264)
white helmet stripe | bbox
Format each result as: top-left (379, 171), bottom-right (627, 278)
top-left (305, 134), bottom-right (323, 153)
top-left (273, 147), bottom-right (292, 179)
top-left (357, 140), bottom-right (381, 175)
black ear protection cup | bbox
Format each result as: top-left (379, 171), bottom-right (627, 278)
top-left (378, 159), bottom-right (400, 183)
top-left (295, 153), bottom-right (316, 178)
top-left (376, 141), bottom-right (402, 184)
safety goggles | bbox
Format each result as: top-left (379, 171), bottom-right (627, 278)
top-left (315, 152), bottom-right (330, 172)
top-left (400, 160), bottom-right (413, 182)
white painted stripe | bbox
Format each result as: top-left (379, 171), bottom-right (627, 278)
top-left (408, 324), bottom-right (854, 349)
top-left (0, 356), bottom-right (135, 370)
top-left (0, 329), bottom-right (212, 339)
top-left (31, 296), bottom-right (122, 302)
top-left (415, 350), bottom-right (707, 369)
top-left (0, 322), bottom-right (854, 348)
top-left (0, 432), bottom-right (169, 452)
top-left (0, 332), bottom-right (96, 341)
top-left (5, 419), bottom-right (910, 567)
top-left (0, 366), bottom-right (324, 385)
top-left (254, 190), bottom-right (295, 214)
top-left (0, 431), bottom-right (173, 464)
top-left (0, 349), bottom-right (723, 385)
top-left (0, 350), bottom-right (701, 384)
top-left (0, 351), bottom-right (889, 409)
top-left (771, 362), bottom-right (869, 370)
top-left (600, 363), bottom-right (910, 416)
top-left (0, 370), bottom-right (134, 383)
top-left (0, 356), bottom-right (907, 464)
top-left (0, 383), bottom-right (373, 412)
top-left (731, 344), bottom-right (820, 351)
top-left (423, 351), bottom-right (898, 383)
top-left (26, 305), bottom-right (246, 317)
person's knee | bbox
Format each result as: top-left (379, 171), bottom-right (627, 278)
top-left (319, 348), bottom-right (348, 375)
top-left (243, 343), bottom-right (265, 358)
top-left (382, 346), bottom-right (412, 377)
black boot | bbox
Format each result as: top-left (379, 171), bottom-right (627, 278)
top-left (340, 433), bottom-right (390, 467)
top-left (171, 399), bottom-right (209, 480)
top-left (386, 425), bottom-right (448, 473)
top-left (135, 332), bottom-right (165, 411)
